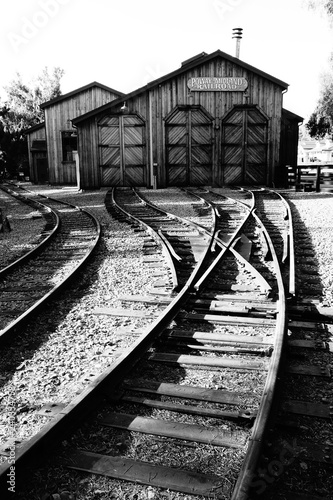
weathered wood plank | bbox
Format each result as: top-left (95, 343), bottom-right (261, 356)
top-left (100, 413), bottom-right (247, 448)
top-left (287, 364), bottom-right (330, 378)
top-left (92, 307), bottom-right (158, 318)
top-left (121, 380), bottom-right (255, 405)
top-left (167, 329), bottom-right (274, 345)
top-left (281, 400), bottom-right (331, 419)
top-left (67, 450), bottom-right (231, 497)
top-left (118, 395), bottom-right (257, 420)
top-left (149, 352), bottom-right (269, 371)
top-left (182, 312), bottom-right (276, 326)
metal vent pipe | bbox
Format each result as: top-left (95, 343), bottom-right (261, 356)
top-left (232, 28), bottom-right (243, 58)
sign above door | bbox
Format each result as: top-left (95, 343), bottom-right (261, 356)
top-left (187, 77), bottom-right (248, 91)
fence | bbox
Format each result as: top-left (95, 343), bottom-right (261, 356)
top-left (287, 163), bottom-right (333, 192)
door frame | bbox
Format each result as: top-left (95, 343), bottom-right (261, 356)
top-left (98, 113), bottom-right (147, 186)
top-left (220, 104), bottom-right (270, 185)
top-left (164, 104), bottom-right (214, 186)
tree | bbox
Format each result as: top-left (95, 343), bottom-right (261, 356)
top-left (306, 111), bottom-right (332, 138)
top-left (304, 1), bottom-right (333, 138)
top-left (305, 0), bottom-right (333, 20)
top-left (0, 67), bottom-right (64, 176)
top-left (0, 67), bottom-right (64, 135)
top-left (306, 66), bottom-right (333, 138)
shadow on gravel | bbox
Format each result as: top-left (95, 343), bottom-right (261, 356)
top-left (0, 237), bottom-right (109, 389)
top-left (251, 191), bottom-right (333, 500)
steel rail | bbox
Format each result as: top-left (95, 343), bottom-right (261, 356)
top-left (110, 188), bottom-right (179, 291)
top-left (0, 186), bottom-right (60, 278)
top-left (231, 191), bottom-right (288, 500)
top-left (0, 186), bottom-right (101, 344)
top-left (135, 187), bottom-right (216, 238)
top-left (0, 193), bottom-right (218, 498)
top-left (129, 187), bottom-right (218, 289)
top-left (0, 186), bottom-right (288, 499)
top-left (193, 189), bottom-right (257, 291)
top-left (275, 190), bottom-right (296, 297)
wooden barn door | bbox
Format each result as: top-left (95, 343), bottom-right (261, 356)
top-left (99, 115), bottom-right (146, 186)
top-left (165, 106), bottom-right (213, 186)
top-left (221, 106), bottom-right (268, 185)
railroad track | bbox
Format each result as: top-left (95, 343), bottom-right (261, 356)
top-left (249, 191), bottom-right (333, 500)
top-left (0, 185), bottom-right (294, 500)
top-left (0, 183), bottom-right (101, 344)
top-left (105, 187), bottom-right (214, 292)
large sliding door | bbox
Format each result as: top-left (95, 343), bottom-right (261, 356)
top-left (221, 106), bottom-right (268, 185)
top-left (99, 114), bottom-right (146, 186)
top-left (165, 105), bottom-right (213, 186)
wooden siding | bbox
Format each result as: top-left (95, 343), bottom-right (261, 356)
top-left (26, 126), bottom-right (47, 183)
top-left (44, 87), bottom-right (120, 185)
top-left (279, 109), bottom-right (302, 187)
top-left (77, 54), bottom-right (286, 188)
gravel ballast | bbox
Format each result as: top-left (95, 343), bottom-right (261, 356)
top-left (1, 184), bottom-right (333, 500)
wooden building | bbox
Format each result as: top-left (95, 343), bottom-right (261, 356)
top-left (279, 108), bottom-right (303, 185)
top-left (72, 50), bottom-right (302, 189)
top-left (26, 122), bottom-right (47, 183)
top-left (25, 82), bottom-right (124, 184)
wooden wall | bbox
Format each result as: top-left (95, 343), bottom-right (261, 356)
top-left (279, 109), bottom-right (302, 186)
top-left (77, 56), bottom-right (286, 189)
top-left (45, 87), bottom-right (120, 185)
top-left (26, 126), bottom-right (47, 183)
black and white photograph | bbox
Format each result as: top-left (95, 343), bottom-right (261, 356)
top-left (0, 1), bottom-right (333, 499)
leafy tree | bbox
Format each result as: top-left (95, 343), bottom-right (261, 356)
top-left (0, 67), bottom-right (64, 176)
top-left (0, 67), bottom-right (64, 135)
top-left (305, 0), bottom-right (333, 19)
top-left (306, 111), bottom-right (332, 138)
top-left (304, 1), bottom-right (333, 138)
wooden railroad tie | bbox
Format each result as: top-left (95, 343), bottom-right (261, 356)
top-left (66, 450), bottom-right (232, 498)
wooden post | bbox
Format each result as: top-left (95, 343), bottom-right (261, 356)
top-left (315, 164), bottom-right (321, 192)
top-left (0, 208), bottom-right (11, 233)
top-left (74, 151), bottom-right (80, 191)
top-left (297, 166), bottom-right (301, 188)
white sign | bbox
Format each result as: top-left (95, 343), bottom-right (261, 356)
top-left (188, 77), bottom-right (248, 91)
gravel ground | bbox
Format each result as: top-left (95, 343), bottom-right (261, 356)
top-left (1, 184), bottom-right (333, 500)
top-left (284, 190), bottom-right (333, 306)
top-left (0, 185), bottom-right (168, 451)
top-left (0, 188), bottom-right (46, 268)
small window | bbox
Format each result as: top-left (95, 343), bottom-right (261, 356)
top-left (62, 131), bottom-right (77, 161)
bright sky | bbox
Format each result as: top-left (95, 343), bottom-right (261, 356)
top-left (0, 0), bottom-right (332, 120)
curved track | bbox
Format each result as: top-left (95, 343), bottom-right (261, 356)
top-left (0, 184), bottom-right (101, 344)
top-left (0, 186), bottom-right (293, 500)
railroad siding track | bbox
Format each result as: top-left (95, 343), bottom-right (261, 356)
top-left (33, 186), bottom-right (285, 500)
top-left (107, 188), bottom-right (214, 292)
top-left (249, 191), bottom-right (333, 500)
top-left (0, 184), bottom-right (101, 343)
top-left (0, 186), bottom-right (292, 500)
top-left (0, 184), bottom-right (58, 271)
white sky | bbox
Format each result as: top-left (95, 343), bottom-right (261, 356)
top-left (0, 0), bottom-right (332, 120)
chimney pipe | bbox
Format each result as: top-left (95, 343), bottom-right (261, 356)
top-left (232, 28), bottom-right (243, 58)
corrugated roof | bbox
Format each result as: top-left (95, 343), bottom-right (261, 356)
top-left (40, 82), bottom-right (125, 109)
top-left (73, 49), bottom-right (289, 126)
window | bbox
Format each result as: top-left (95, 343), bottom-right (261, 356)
top-left (61, 131), bottom-right (77, 161)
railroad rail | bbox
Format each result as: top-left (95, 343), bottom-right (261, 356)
top-left (0, 185), bottom-right (293, 500)
top-left (106, 187), bottom-right (215, 292)
top-left (0, 183), bottom-right (101, 344)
